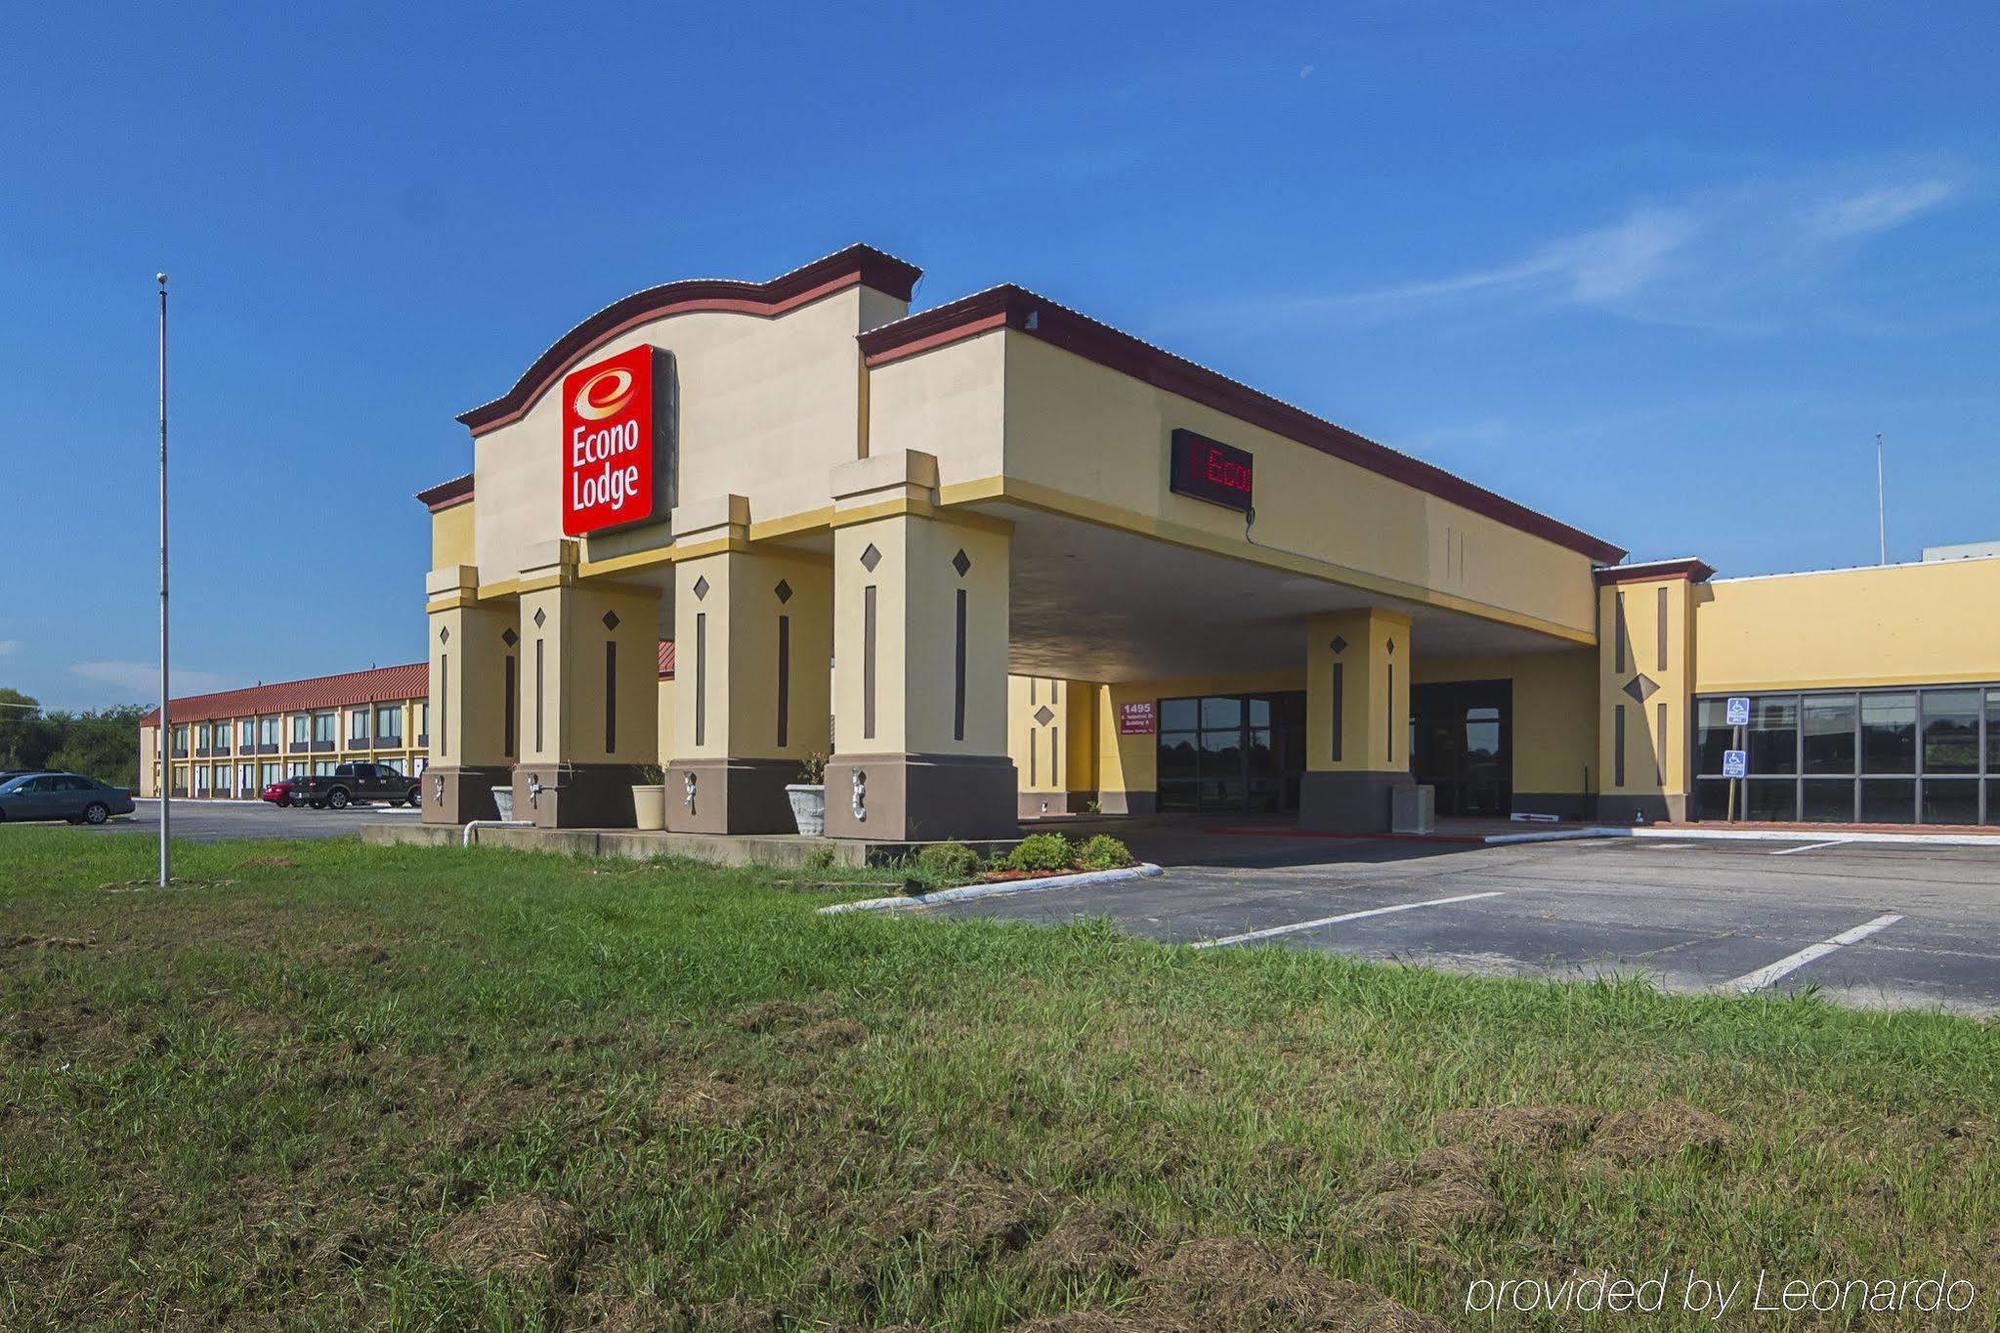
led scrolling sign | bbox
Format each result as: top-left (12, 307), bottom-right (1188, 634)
top-left (1168, 428), bottom-right (1254, 513)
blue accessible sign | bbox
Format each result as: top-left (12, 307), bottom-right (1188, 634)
top-left (1722, 749), bottom-right (1749, 780)
top-left (1725, 696), bottom-right (1751, 727)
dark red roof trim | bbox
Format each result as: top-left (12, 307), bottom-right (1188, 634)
top-left (415, 472), bottom-right (474, 512)
top-left (859, 286), bottom-right (1627, 565)
top-left (657, 640), bottom-right (675, 679)
top-left (141, 663), bottom-right (428, 728)
top-left (1595, 557), bottom-right (1716, 585)
top-left (459, 244), bottom-right (923, 437)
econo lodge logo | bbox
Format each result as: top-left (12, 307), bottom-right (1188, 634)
top-left (561, 344), bottom-right (654, 536)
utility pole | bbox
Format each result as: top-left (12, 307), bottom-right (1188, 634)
top-left (1876, 432), bottom-right (1888, 565)
top-left (157, 273), bottom-right (171, 888)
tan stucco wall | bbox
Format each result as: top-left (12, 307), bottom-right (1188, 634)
top-left (1008, 675), bottom-right (1069, 794)
top-left (670, 547), bottom-right (831, 764)
top-left (866, 329), bottom-right (1600, 644)
top-left (1693, 558), bottom-right (2000, 694)
top-left (471, 285), bottom-right (904, 585)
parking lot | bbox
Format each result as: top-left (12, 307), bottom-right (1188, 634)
top-left (10, 798), bottom-right (423, 843)
top-left (932, 824), bottom-right (2000, 1017)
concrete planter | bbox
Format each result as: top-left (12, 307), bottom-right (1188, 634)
top-left (631, 784), bottom-right (667, 831)
top-left (786, 784), bottom-right (826, 836)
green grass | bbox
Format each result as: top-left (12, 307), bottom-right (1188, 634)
top-left (3, 829), bottom-right (1999, 1330)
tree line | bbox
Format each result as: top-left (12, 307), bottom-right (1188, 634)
top-left (0, 688), bottom-right (147, 789)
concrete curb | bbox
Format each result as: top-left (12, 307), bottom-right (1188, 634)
top-left (817, 862), bottom-right (1165, 915)
top-left (1483, 827), bottom-right (1631, 845)
top-left (1632, 826), bottom-right (2000, 848)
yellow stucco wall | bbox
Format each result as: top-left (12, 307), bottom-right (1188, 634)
top-left (431, 500), bottom-right (475, 569)
top-left (1008, 675), bottom-right (1070, 794)
top-left (1693, 558), bottom-right (2000, 693)
top-left (671, 547), bottom-right (831, 764)
top-left (1415, 649), bottom-right (1599, 798)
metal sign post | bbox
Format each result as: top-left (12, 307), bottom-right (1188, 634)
top-left (1722, 697), bottom-right (1751, 824)
top-left (157, 273), bottom-right (171, 888)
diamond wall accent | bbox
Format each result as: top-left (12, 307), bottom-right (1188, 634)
top-left (1328, 635), bottom-right (1348, 655)
top-left (602, 610), bottom-right (620, 631)
top-left (859, 543), bottom-right (882, 572)
top-left (774, 579), bottom-right (793, 604)
top-left (501, 628), bottom-right (518, 647)
top-left (951, 548), bottom-right (971, 577)
top-left (533, 608), bottom-right (547, 628)
top-left (439, 625), bottom-right (450, 644)
top-left (692, 575), bottom-right (710, 601)
top-left (1623, 674), bottom-right (1660, 703)
top-left (1033, 705), bottom-right (1055, 727)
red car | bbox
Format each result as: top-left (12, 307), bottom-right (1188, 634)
top-left (260, 780), bottom-right (301, 807)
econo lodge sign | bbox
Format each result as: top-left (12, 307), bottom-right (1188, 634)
top-left (562, 344), bottom-right (654, 535)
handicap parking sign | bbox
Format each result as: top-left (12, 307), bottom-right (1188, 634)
top-left (1725, 696), bottom-right (1751, 727)
top-left (1722, 749), bottom-right (1749, 779)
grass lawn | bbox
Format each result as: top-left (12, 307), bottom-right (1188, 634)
top-left (4, 830), bottom-right (2000, 1330)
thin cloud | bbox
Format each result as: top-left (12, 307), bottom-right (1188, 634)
top-left (70, 661), bottom-right (241, 699)
top-left (1187, 165), bottom-right (1968, 334)
top-left (0, 640), bottom-right (18, 656)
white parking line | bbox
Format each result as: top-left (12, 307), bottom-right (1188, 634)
top-left (1716, 913), bottom-right (1904, 994)
top-left (1192, 891), bottom-right (1505, 950)
top-left (1770, 839), bottom-right (1849, 856)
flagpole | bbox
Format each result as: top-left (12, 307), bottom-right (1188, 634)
top-left (157, 273), bottom-right (171, 888)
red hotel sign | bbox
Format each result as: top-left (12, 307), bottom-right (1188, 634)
top-left (562, 344), bottom-right (655, 535)
top-left (1118, 701), bottom-right (1156, 735)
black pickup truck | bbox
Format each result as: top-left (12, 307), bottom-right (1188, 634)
top-left (289, 761), bottom-right (421, 810)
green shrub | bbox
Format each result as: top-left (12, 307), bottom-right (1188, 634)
top-left (914, 841), bottom-right (982, 885)
top-left (800, 847), bottom-right (837, 873)
top-left (1003, 832), bottom-right (1073, 873)
top-left (1076, 834), bottom-right (1133, 870)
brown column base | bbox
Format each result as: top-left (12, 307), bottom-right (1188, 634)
top-left (823, 752), bottom-right (1019, 842)
top-left (420, 765), bottom-right (512, 824)
top-left (511, 763), bottom-right (647, 829)
top-left (1096, 790), bottom-right (1157, 816)
top-left (1298, 770), bottom-right (1413, 834)
top-left (1019, 790), bottom-right (1095, 818)
top-left (1596, 793), bottom-right (1688, 825)
top-left (663, 756), bottom-right (800, 834)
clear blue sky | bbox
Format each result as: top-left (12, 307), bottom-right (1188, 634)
top-left (4, 4), bottom-right (1995, 710)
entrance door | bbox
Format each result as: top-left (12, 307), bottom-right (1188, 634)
top-left (1157, 692), bottom-right (1306, 813)
top-left (1413, 680), bottom-right (1513, 817)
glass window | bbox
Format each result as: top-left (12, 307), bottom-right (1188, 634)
top-left (241, 719), bottom-right (256, 748)
top-left (1922, 779), bottom-right (1980, 826)
top-left (1200, 696), bottom-right (1242, 729)
top-left (1748, 697), bottom-right (1798, 774)
top-left (349, 708), bottom-right (369, 740)
top-left (1694, 698), bottom-right (1732, 776)
top-left (1157, 733), bottom-right (1197, 781)
top-left (172, 725), bottom-right (188, 750)
top-left (193, 767), bottom-right (210, 793)
top-left (1922, 690), bottom-right (1981, 774)
top-left (196, 723), bottom-right (210, 749)
top-left (1693, 778), bottom-right (1731, 820)
top-left (314, 760), bottom-right (336, 776)
top-left (1860, 778), bottom-right (1915, 824)
top-left (313, 711), bottom-right (336, 743)
top-left (1159, 698), bottom-right (1197, 731)
top-left (1801, 779), bottom-right (1855, 824)
top-left (376, 706), bottom-right (403, 741)
top-left (1861, 694), bottom-right (1916, 773)
top-left (1744, 779), bottom-right (1797, 822)
top-left (1988, 779), bottom-right (1999, 829)
top-left (1802, 695), bottom-right (1856, 774)
top-left (419, 702), bottom-right (430, 737)
top-left (1989, 692), bottom-right (2000, 774)
top-left (1247, 698), bottom-right (1271, 727)
top-left (291, 714), bottom-right (310, 743)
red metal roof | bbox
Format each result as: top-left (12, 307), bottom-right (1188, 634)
top-left (658, 640), bottom-right (674, 678)
top-left (140, 663), bottom-right (428, 728)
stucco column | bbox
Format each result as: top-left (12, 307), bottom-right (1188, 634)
top-left (823, 451), bottom-right (1017, 841)
top-left (422, 563), bottom-right (518, 824)
top-left (1300, 607), bottom-right (1414, 832)
top-left (510, 539), bottom-right (662, 828)
top-left (665, 495), bottom-right (833, 833)
top-left (1596, 567), bottom-right (1701, 824)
